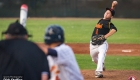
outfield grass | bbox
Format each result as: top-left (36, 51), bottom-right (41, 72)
top-left (0, 18), bottom-right (140, 71)
top-left (0, 18), bottom-right (140, 43)
top-left (75, 54), bottom-right (140, 70)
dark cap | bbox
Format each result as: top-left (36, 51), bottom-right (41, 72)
top-left (2, 20), bottom-right (32, 37)
top-left (106, 8), bottom-right (115, 16)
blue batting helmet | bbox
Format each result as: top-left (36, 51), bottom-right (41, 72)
top-left (44, 25), bottom-right (65, 45)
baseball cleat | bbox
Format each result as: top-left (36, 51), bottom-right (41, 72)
top-left (103, 63), bottom-right (105, 71)
top-left (95, 71), bottom-right (103, 78)
top-left (103, 66), bottom-right (105, 71)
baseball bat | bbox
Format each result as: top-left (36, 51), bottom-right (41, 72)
top-left (20, 4), bottom-right (28, 27)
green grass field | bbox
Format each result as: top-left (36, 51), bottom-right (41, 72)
top-left (75, 54), bottom-right (140, 70)
top-left (0, 18), bottom-right (140, 70)
top-left (0, 18), bottom-right (140, 43)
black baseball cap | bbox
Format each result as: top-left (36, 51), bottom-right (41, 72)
top-left (2, 20), bottom-right (32, 37)
top-left (106, 8), bottom-right (115, 16)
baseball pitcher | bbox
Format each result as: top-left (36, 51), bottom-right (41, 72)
top-left (90, 1), bottom-right (118, 78)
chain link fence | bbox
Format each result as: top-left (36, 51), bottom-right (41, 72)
top-left (0, 0), bottom-right (140, 18)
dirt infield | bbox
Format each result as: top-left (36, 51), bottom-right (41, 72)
top-left (38, 43), bottom-right (140, 56)
top-left (81, 70), bottom-right (140, 80)
top-left (37, 43), bottom-right (140, 80)
top-left (67, 43), bottom-right (140, 56)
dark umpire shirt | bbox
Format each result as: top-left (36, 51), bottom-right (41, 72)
top-left (0, 39), bottom-right (50, 80)
top-left (91, 19), bottom-right (117, 38)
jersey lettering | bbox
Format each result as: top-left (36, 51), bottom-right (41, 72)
top-left (95, 29), bottom-right (98, 35)
top-left (96, 23), bottom-right (103, 29)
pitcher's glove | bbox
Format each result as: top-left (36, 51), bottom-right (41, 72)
top-left (91, 35), bottom-right (106, 45)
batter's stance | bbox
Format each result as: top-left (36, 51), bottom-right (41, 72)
top-left (90, 1), bottom-right (118, 78)
top-left (44, 25), bottom-right (84, 80)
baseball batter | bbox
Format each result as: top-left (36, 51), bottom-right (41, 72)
top-left (90, 1), bottom-right (118, 78)
top-left (44, 25), bottom-right (84, 80)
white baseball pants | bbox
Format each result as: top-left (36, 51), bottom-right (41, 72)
top-left (90, 40), bottom-right (108, 72)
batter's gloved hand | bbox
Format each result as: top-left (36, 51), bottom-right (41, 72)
top-left (91, 35), bottom-right (106, 45)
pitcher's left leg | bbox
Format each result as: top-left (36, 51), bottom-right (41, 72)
top-left (95, 41), bottom-right (108, 78)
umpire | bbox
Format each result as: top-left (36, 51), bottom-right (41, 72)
top-left (0, 20), bottom-right (50, 80)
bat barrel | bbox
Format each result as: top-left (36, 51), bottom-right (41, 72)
top-left (20, 4), bottom-right (28, 27)
top-left (21, 4), bottom-right (28, 11)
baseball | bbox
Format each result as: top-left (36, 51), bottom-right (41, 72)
top-left (113, 1), bottom-right (118, 5)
